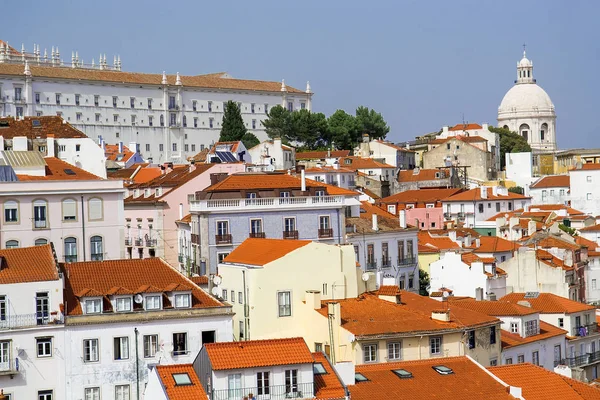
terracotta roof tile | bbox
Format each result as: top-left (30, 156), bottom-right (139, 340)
top-left (373, 140), bottom-right (414, 152)
top-left (63, 258), bottom-right (223, 316)
top-left (313, 352), bottom-right (347, 400)
top-left (398, 168), bottom-right (450, 182)
top-left (531, 236), bottom-right (581, 251)
top-left (572, 163), bottom-right (600, 171)
top-left (534, 249), bottom-right (571, 270)
top-left (468, 236), bottom-right (519, 253)
top-left (443, 187), bottom-right (530, 202)
top-left (16, 157), bottom-right (103, 181)
top-left (204, 337), bottom-right (314, 370)
top-left (500, 321), bottom-right (567, 349)
top-left (449, 299), bottom-right (538, 316)
top-left (189, 276), bottom-right (208, 286)
top-left (501, 292), bottom-right (596, 314)
top-left (579, 224), bottom-right (600, 232)
top-left (338, 157), bottom-right (395, 170)
top-left (377, 286), bottom-right (402, 296)
top-left (188, 148), bottom-right (210, 163)
top-left (448, 123), bottom-right (484, 131)
top-left (0, 244), bottom-right (59, 284)
top-left (417, 231), bottom-right (461, 252)
top-left (0, 116), bottom-right (88, 139)
top-left (132, 167), bottom-right (162, 184)
top-left (104, 144), bottom-right (135, 163)
top-left (575, 236), bottom-right (599, 251)
top-left (380, 188), bottom-right (463, 205)
top-left (223, 238), bottom-right (311, 266)
top-left (489, 363), bottom-right (600, 400)
top-left (530, 175), bottom-right (570, 189)
top-left (296, 150), bottom-right (351, 160)
top-left (351, 356), bottom-right (515, 400)
top-left (155, 364), bottom-right (207, 400)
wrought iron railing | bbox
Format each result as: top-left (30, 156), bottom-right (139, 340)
top-left (366, 259), bottom-right (377, 270)
top-left (283, 230), bottom-right (298, 240)
top-left (318, 228), bottom-right (333, 238)
top-left (398, 257), bottom-right (417, 267)
top-left (571, 323), bottom-right (598, 337)
top-left (211, 382), bottom-right (314, 400)
top-left (146, 239), bottom-right (157, 247)
top-left (249, 232), bottom-right (266, 239)
top-left (215, 234), bottom-right (233, 245)
top-left (0, 313), bottom-right (63, 330)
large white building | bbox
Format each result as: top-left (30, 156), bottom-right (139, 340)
top-left (497, 49), bottom-right (557, 152)
top-left (0, 42), bottom-right (312, 163)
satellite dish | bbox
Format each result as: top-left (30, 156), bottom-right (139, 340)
top-left (213, 275), bottom-right (222, 286)
top-left (442, 291), bottom-right (449, 298)
top-left (211, 287), bottom-right (220, 297)
top-left (134, 294), bottom-right (144, 304)
top-left (361, 272), bottom-right (370, 282)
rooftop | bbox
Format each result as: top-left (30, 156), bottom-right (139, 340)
top-left (398, 168), bottom-right (449, 183)
top-left (579, 223), bottom-right (600, 232)
top-left (449, 299), bottom-right (538, 317)
top-left (571, 163), bottom-right (600, 171)
top-left (0, 244), bottom-right (59, 284)
top-left (500, 321), bottom-right (567, 349)
top-left (535, 249), bottom-right (572, 270)
top-left (15, 157), bottom-right (103, 181)
top-left (0, 116), bottom-right (88, 139)
top-left (63, 258), bottom-right (223, 316)
top-left (203, 337), bottom-right (314, 371)
top-left (448, 123), bottom-right (484, 131)
top-left (313, 352), bottom-right (347, 400)
top-left (530, 175), bottom-right (570, 189)
top-left (417, 231), bottom-right (461, 253)
top-left (501, 292), bottom-right (596, 314)
top-left (296, 150), bottom-right (351, 160)
top-left (338, 156), bottom-right (395, 170)
top-left (222, 238), bottom-right (311, 266)
top-left (155, 364), bottom-right (207, 400)
top-left (379, 188), bottom-right (463, 205)
top-left (104, 144), bottom-right (135, 163)
top-left (443, 187), bottom-right (530, 202)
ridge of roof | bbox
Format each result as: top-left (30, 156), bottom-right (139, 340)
top-left (0, 244), bottom-right (59, 284)
top-left (223, 238), bottom-right (312, 266)
top-left (501, 292), bottom-right (596, 314)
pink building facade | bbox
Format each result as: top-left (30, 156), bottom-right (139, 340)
top-left (406, 207), bottom-right (445, 230)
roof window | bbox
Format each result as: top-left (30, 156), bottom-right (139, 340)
top-left (173, 372), bottom-right (192, 386)
top-left (313, 363), bottom-right (327, 375)
top-left (354, 373), bottom-right (369, 382)
top-left (64, 169), bottom-right (76, 175)
top-left (392, 369), bottom-right (413, 379)
top-left (432, 365), bottom-right (453, 375)
top-left (32, 119), bottom-right (41, 127)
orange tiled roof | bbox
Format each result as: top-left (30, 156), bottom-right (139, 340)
top-left (303, 166), bottom-right (356, 174)
top-left (177, 214), bottom-right (192, 224)
top-left (204, 337), bottom-right (314, 370)
top-left (155, 364), bottom-right (207, 400)
top-left (448, 123), bottom-right (484, 131)
top-left (189, 276), bottom-right (208, 286)
top-left (358, 187), bottom-right (380, 200)
top-left (316, 291), bottom-right (497, 337)
top-left (535, 249), bottom-right (571, 270)
top-left (0, 63), bottom-right (304, 93)
top-left (380, 188), bottom-right (463, 205)
top-left (418, 231), bottom-right (461, 252)
top-left (208, 141), bottom-right (241, 154)
top-left (132, 167), bottom-right (162, 184)
top-left (529, 204), bottom-right (585, 215)
top-left (0, 244), bottom-right (59, 284)
top-left (501, 321), bottom-right (567, 349)
top-left (575, 236), bottom-right (600, 256)
top-left (63, 258), bottom-right (223, 316)
top-left (0, 116), bottom-right (88, 139)
top-left (338, 156), bottom-right (395, 170)
top-left (532, 236), bottom-right (580, 251)
top-left (16, 157), bottom-right (103, 181)
top-left (351, 356), bottom-right (515, 400)
top-left (398, 168), bottom-right (449, 182)
top-left (579, 224), bottom-right (600, 232)
top-left (377, 286), bottom-right (402, 296)
top-left (461, 253), bottom-right (495, 265)
top-left (530, 175), bottom-right (570, 189)
top-left (501, 292), bottom-right (596, 314)
top-left (313, 352), bottom-right (347, 400)
top-left (373, 139), bottom-right (415, 152)
top-left (223, 238), bottom-right (311, 266)
top-left (489, 363), bottom-right (600, 400)
top-left (104, 144), bottom-right (135, 163)
top-left (469, 236), bottom-right (518, 253)
top-left (572, 163), bottom-right (600, 171)
top-left (296, 150), bottom-right (351, 160)
top-left (443, 187), bottom-right (530, 202)
top-left (449, 299), bottom-right (538, 316)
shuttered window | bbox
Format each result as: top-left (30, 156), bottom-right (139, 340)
top-left (88, 198), bottom-right (103, 221)
top-left (62, 199), bottom-right (77, 221)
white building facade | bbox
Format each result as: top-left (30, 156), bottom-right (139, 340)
top-left (570, 165), bottom-right (600, 217)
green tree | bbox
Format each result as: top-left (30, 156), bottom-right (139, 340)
top-left (327, 110), bottom-right (359, 149)
top-left (291, 110), bottom-right (329, 149)
top-left (263, 105), bottom-right (293, 141)
top-left (489, 126), bottom-right (532, 170)
top-left (559, 223), bottom-right (577, 236)
top-left (419, 269), bottom-right (430, 296)
top-left (508, 186), bottom-right (524, 195)
top-left (241, 132), bottom-right (260, 150)
top-left (219, 100), bottom-right (247, 142)
top-left (355, 106), bottom-right (390, 140)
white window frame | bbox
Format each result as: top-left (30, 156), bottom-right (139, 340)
top-left (430, 336), bottom-right (442, 355)
top-left (115, 297), bottom-right (132, 312)
top-left (145, 295), bottom-right (162, 310)
top-left (277, 291), bottom-right (291, 317)
top-left (84, 387), bottom-right (100, 400)
top-left (115, 385), bottom-right (130, 400)
top-left (83, 338), bottom-right (99, 363)
top-left (364, 343), bottom-right (377, 363)
top-left (37, 337), bottom-right (52, 358)
top-left (114, 336), bottom-right (130, 360)
top-left (387, 342), bottom-right (401, 360)
top-left (174, 293), bottom-right (191, 308)
top-left (85, 298), bottom-right (102, 314)
top-left (216, 220), bottom-right (229, 236)
top-left (143, 334), bottom-right (158, 358)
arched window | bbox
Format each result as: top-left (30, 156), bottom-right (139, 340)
top-left (160, 114), bottom-right (164, 127)
top-left (91, 236), bottom-right (103, 261)
top-left (33, 199), bottom-right (48, 228)
top-left (64, 237), bottom-right (77, 263)
top-left (5, 240), bottom-right (19, 249)
top-left (540, 123), bottom-right (548, 141)
top-left (4, 200), bottom-right (18, 223)
top-left (34, 238), bottom-right (48, 246)
top-left (62, 198), bottom-right (77, 221)
top-left (88, 198), bottom-right (103, 221)
top-left (519, 124), bottom-right (530, 142)
top-left (502, 125), bottom-right (509, 130)
top-left (183, 115), bottom-right (187, 127)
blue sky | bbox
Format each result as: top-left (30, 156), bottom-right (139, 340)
top-left (5, 0), bottom-right (598, 148)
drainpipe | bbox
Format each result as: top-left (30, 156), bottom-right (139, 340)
top-left (134, 327), bottom-right (140, 400)
top-left (81, 196), bottom-right (86, 261)
top-left (242, 270), bottom-right (249, 340)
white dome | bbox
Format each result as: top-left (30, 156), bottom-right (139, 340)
top-left (519, 56), bottom-right (532, 67)
top-left (498, 83), bottom-right (554, 113)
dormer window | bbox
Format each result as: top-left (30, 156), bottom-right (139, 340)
top-left (144, 189), bottom-right (150, 197)
top-left (174, 293), bottom-right (191, 308)
top-left (145, 295), bottom-right (162, 310)
top-left (85, 298), bottom-right (102, 314)
top-left (115, 297), bottom-right (132, 312)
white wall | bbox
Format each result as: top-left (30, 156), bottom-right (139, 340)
top-left (571, 169), bottom-right (600, 217)
top-left (530, 187), bottom-right (570, 206)
top-left (211, 364), bottom-right (313, 396)
top-left (501, 334), bottom-right (565, 370)
top-left (505, 152), bottom-right (534, 194)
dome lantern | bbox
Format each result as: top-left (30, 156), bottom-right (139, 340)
top-left (516, 47), bottom-right (534, 84)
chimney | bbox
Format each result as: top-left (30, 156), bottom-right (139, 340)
top-left (327, 302), bottom-right (341, 327)
top-left (372, 214), bottom-right (378, 231)
top-left (509, 387), bottom-right (523, 399)
top-left (129, 141), bottom-right (138, 154)
top-left (163, 162), bottom-right (173, 174)
top-left (442, 126), bottom-right (449, 134)
top-left (189, 163), bottom-right (196, 173)
top-left (488, 293), bottom-right (497, 301)
top-left (301, 169), bottom-right (306, 192)
top-left (46, 134), bottom-right (55, 157)
top-left (517, 300), bottom-right (531, 308)
top-left (492, 186), bottom-right (498, 196)
top-left (118, 141), bottom-right (123, 154)
top-left (480, 186), bottom-right (487, 199)
top-left (448, 230), bottom-right (457, 244)
top-left (475, 287), bottom-right (484, 301)
top-left (475, 237), bottom-right (480, 248)
top-left (210, 173), bottom-right (228, 186)
top-left (528, 220), bottom-right (537, 236)
top-left (399, 209), bottom-right (407, 228)
top-left (305, 290), bottom-right (322, 310)
top-left (431, 310), bottom-right (451, 322)
top-left (274, 137), bottom-right (282, 148)
top-left (465, 234), bottom-right (472, 248)
top-left (179, 203), bottom-right (183, 220)
top-left (524, 203), bottom-right (530, 212)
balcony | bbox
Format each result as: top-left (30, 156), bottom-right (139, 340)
top-left (249, 232), bottom-right (266, 239)
top-left (135, 238), bottom-right (144, 247)
top-left (178, 254), bottom-right (184, 263)
top-left (189, 195), bottom-right (346, 213)
top-left (381, 257), bottom-right (392, 268)
top-left (146, 238), bottom-right (157, 247)
top-left (283, 230), bottom-right (299, 240)
top-left (398, 257), bottom-right (417, 267)
top-left (0, 358), bottom-right (19, 376)
top-left (318, 228), bottom-right (333, 239)
top-left (191, 233), bottom-right (200, 245)
top-left (561, 354), bottom-right (591, 368)
top-left (0, 313), bottom-right (64, 330)
top-left (366, 259), bottom-right (377, 270)
top-left (571, 323), bottom-right (598, 337)
top-left (211, 382), bottom-right (315, 400)
top-left (443, 212), bottom-right (452, 219)
top-left (168, 104), bottom-right (179, 111)
top-left (34, 220), bottom-right (47, 229)
top-left (125, 238), bottom-right (133, 247)
top-left (589, 350), bottom-right (600, 364)
top-left (215, 234), bottom-right (232, 245)
top-left (457, 212), bottom-right (466, 219)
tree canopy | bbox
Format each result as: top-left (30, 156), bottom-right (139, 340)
top-left (489, 126), bottom-right (532, 170)
top-left (241, 132), bottom-right (260, 150)
top-left (219, 100), bottom-right (247, 142)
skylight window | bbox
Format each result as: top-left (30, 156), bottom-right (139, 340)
top-left (32, 119), bottom-right (41, 127)
top-left (432, 365), bottom-right (454, 375)
top-left (313, 363), bottom-right (327, 375)
top-left (173, 372), bottom-right (192, 386)
top-left (64, 169), bottom-right (76, 175)
top-left (355, 373), bottom-right (369, 382)
top-left (392, 369), bottom-right (413, 379)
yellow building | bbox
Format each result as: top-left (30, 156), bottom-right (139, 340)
top-left (555, 148), bottom-right (600, 174)
top-left (217, 238), bottom-right (362, 342)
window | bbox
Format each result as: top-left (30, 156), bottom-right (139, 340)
top-left (257, 371), bottom-right (270, 395)
top-left (430, 336), bottom-right (442, 355)
top-left (252, 119), bottom-right (256, 129)
top-left (238, 292), bottom-right (243, 304)
top-left (37, 337), bottom-right (52, 357)
top-left (173, 332), bottom-right (187, 355)
top-left (517, 354), bottom-right (525, 363)
top-left (159, 143), bottom-right (164, 152)
top-left (160, 115), bottom-right (164, 127)
top-left (145, 144), bottom-right (150, 152)
top-left (468, 330), bottom-right (475, 349)
top-left (287, 101), bottom-right (293, 112)
top-left (319, 215), bottom-right (330, 230)
top-left (490, 326), bottom-right (496, 344)
top-left (231, 291), bottom-right (235, 303)
top-left (64, 237), bottom-right (77, 262)
top-left (558, 318), bottom-right (564, 328)
top-left (209, 118), bottom-right (214, 128)
top-left (388, 342), bottom-right (401, 360)
top-left (278, 291), bottom-right (291, 317)
top-left (363, 343), bottom-right (377, 362)
top-left (85, 299), bottom-right (102, 314)
top-left (216, 220), bottom-right (229, 236)
top-left (94, 95), bottom-right (99, 106)
top-left (0, 296), bottom-right (6, 321)
top-left (208, 101), bottom-right (212, 112)
top-left (145, 295), bottom-right (161, 310)
top-left (184, 144), bottom-right (189, 152)
top-left (173, 143), bottom-right (177, 151)
top-left (588, 193), bottom-right (593, 200)
top-left (228, 374), bottom-right (242, 399)
top-left (284, 217), bottom-right (296, 233)
top-left (76, 113), bottom-right (82, 121)
top-left (95, 113), bottom-right (100, 122)
top-left (222, 289), bottom-right (228, 301)
top-left (510, 322), bottom-right (518, 333)
top-left (83, 339), bottom-right (99, 362)
top-left (114, 337), bottom-right (129, 360)
top-left (280, 191), bottom-right (291, 198)
top-left (112, 96), bottom-right (118, 107)
top-left (194, 118), bottom-right (198, 128)
top-left (285, 369), bottom-right (298, 394)
top-left (85, 387), bottom-right (100, 400)
top-left (62, 198), bottom-right (77, 221)
top-left (174, 294), bottom-right (191, 308)
top-left (183, 115), bottom-right (187, 127)
top-left (55, 93), bottom-right (61, 105)
top-left (239, 320), bottom-right (244, 339)
top-left (594, 279), bottom-right (597, 290)
top-left (300, 102), bottom-right (306, 110)
top-left (495, 202), bottom-right (500, 212)
top-left (34, 199), bottom-right (48, 228)
top-left (217, 253), bottom-right (229, 263)
top-left (478, 203), bottom-right (484, 213)
top-left (144, 335), bottom-right (158, 358)
top-left (115, 297), bottom-right (131, 312)
top-left (250, 219), bottom-right (263, 234)
top-left (505, 358), bottom-right (513, 365)
top-left (587, 176), bottom-right (592, 183)
top-left (131, 115), bottom-right (136, 125)
top-left (36, 92), bottom-right (41, 104)
top-left (38, 390), bottom-right (53, 400)
top-left (5, 240), bottom-right (18, 249)
top-left (115, 385), bottom-right (130, 400)
top-left (525, 320), bottom-right (538, 336)
top-left (88, 198), bottom-right (103, 221)
top-left (532, 351), bottom-right (539, 366)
